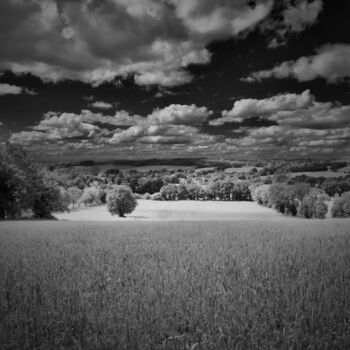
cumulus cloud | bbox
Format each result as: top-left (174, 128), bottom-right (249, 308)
top-left (0, 83), bottom-right (36, 95)
top-left (0, 0), bottom-right (277, 87)
top-left (10, 103), bottom-right (213, 148)
top-left (109, 124), bottom-right (199, 144)
top-left (244, 44), bottom-right (350, 83)
top-left (211, 90), bottom-right (350, 131)
top-left (210, 90), bottom-right (314, 125)
top-left (147, 104), bottom-right (211, 125)
top-left (90, 101), bottom-right (113, 109)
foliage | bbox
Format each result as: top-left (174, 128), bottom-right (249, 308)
top-left (322, 178), bottom-right (350, 197)
top-left (151, 192), bottom-right (162, 200)
top-left (300, 190), bottom-right (328, 219)
top-left (0, 143), bottom-right (66, 219)
top-left (67, 186), bottom-right (83, 208)
top-left (268, 184), bottom-right (299, 216)
top-left (107, 185), bottom-right (137, 217)
top-left (251, 184), bottom-right (271, 206)
top-left (133, 193), bottom-right (144, 200)
top-left (78, 187), bottom-right (102, 207)
top-left (331, 191), bottom-right (350, 218)
top-left (143, 192), bottom-right (152, 200)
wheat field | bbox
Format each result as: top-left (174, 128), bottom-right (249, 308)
top-left (1, 219), bottom-right (350, 349)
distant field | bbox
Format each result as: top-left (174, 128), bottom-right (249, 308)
top-left (291, 171), bottom-right (348, 178)
top-left (55, 200), bottom-right (281, 221)
top-left (1, 219), bottom-right (349, 349)
top-left (224, 166), bottom-right (262, 174)
top-left (97, 164), bottom-right (195, 172)
top-left (338, 165), bottom-right (350, 173)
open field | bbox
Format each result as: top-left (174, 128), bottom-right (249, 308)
top-left (224, 166), bottom-right (262, 174)
top-left (97, 164), bottom-right (196, 172)
top-left (55, 200), bottom-right (281, 221)
top-left (291, 171), bottom-right (349, 178)
top-left (1, 219), bottom-right (350, 349)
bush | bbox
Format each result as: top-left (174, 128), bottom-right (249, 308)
top-left (107, 185), bottom-right (137, 217)
top-left (144, 193), bottom-right (152, 200)
top-left (252, 184), bottom-right (271, 206)
top-left (268, 184), bottom-right (299, 216)
top-left (133, 193), bottom-right (144, 200)
top-left (78, 187), bottom-right (101, 207)
top-left (151, 192), bottom-right (162, 200)
top-left (300, 192), bottom-right (328, 219)
top-left (331, 191), bottom-right (350, 218)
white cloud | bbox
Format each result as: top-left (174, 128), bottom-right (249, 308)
top-left (90, 101), bottom-right (113, 109)
top-left (210, 90), bottom-right (314, 125)
top-left (0, 83), bottom-right (36, 95)
top-left (211, 90), bottom-right (350, 131)
top-left (244, 44), bottom-right (350, 83)
top-left (10, 103), bottom-right (213, 147)
top-left (0, 0), bottom-right (275, 87)
top-left (147, 104), bottom-right (211, 125)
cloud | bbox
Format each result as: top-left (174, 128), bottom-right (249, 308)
top-left (147, 104), bottom-right (211, 125)
top-left (0, 0), bottom-right (275, 86)
top-left (244, 44), bottom-right (350, 83)
top-left (212, 90), bottom-right (350, 130)
top-left (224, 125), bottom-right (350, 157)
top-left (10, 103), bottom-right (213, 147)
top-left (210, 90), bottom-right (314, 125)
top-left (262, 0), bottom-right (323, 48)
top-left (109, 124), bottom-right (199, 144)
top-left (90, 101), bottom-right (113, 109)
top-left (282, 0), bottom-right (323, 33)
top-left (0, 83), bottom-right (36, 95)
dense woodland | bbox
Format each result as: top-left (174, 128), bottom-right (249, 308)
top-left (1, 143), bottom-right (350, 219)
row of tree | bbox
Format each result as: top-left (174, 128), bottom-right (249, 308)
top-left (156, 179), bottom-right (251, 201)
top-left (251, 182), bottom-right (350, 219)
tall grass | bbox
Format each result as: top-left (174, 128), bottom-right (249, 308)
top-left (0, 220), bottom-right (349, 349)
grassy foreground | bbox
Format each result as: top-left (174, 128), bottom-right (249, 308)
top-left (0, 220), bottom-right (350, 349)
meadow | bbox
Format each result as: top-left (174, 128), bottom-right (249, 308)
top-left (55, 200), bottom-right (280, 221)
top-left (1, 219), bottom-right (350, 349)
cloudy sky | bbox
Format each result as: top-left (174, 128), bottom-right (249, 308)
top-left (0, 0), bottom-right (349, 162)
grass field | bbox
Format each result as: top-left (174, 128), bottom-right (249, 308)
top-left (1, 218), bottom-right (350, 349)
top-left (291, 171), bottom-right (348, 178)
top-left (55, 200), bottom-right (281, 221)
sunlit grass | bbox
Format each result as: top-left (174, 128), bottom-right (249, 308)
top-left (0, 220), bottom-right (349, 349)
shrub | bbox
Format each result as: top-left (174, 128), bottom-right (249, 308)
top-left (300, 192), bottom-right (328, 219)
top-left (252, 184), bottom-right (271, 206)
top-left (331, 191), bottom-right (350, 218)
top-left (133, 193), bottom-right (144, 200)
top-left (144, 193), bottom-right (152, 200)
top-left (151, 192), bottom-right (162, 200)
top-left (107, 185), bottom-right (137, 217)
top-left (268, 184), bottom-right (299, 216)
top-left (78, 187), bottom-right (101, 207)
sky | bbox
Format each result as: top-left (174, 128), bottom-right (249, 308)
top-left (0, 0), bottom-right (349, 162)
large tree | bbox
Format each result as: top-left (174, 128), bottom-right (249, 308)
top-left (0, 143), bottom-right (67, 219)
top-left (107, 185), bottom-right (137, 217)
